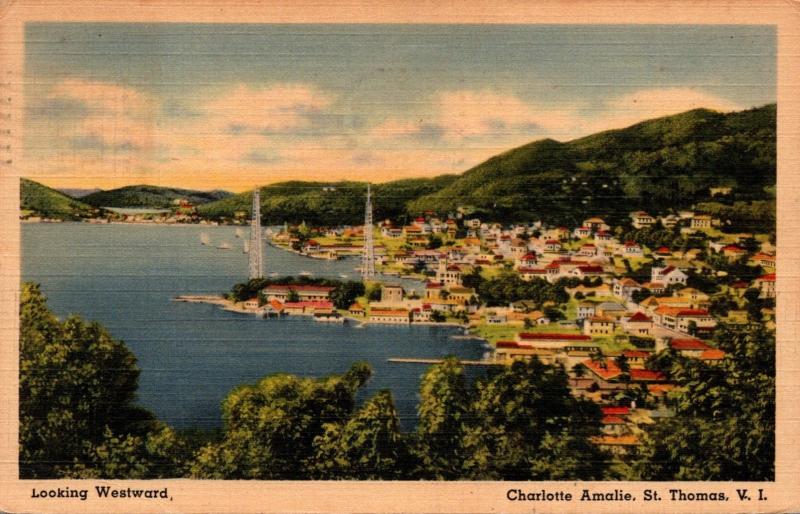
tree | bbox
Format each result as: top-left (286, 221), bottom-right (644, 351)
top-left (19, 283), bottom-right (183, 478)
top-left (461, 359), bottom-right (607, 480)
top-left (628, 323), bottom-right (774, 480)
top-left (329, 281), bottom-right (366, 310)
top-left (310, 390), bottom-right (410, 479)
top-left (414, 358), bottom-right (471, 479)
top-left (631, 288), bottom-right (652, 304)
top-left (430, 311), bottom-right (447, 323)
top-left (190, 362), bottom-right (372, 479)
top-left (286, 289), bottom-right (300, 302)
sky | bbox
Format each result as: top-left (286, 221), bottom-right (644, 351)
top-left (24, 23), bottom-right (776, 192)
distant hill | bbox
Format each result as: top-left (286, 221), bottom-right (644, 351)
top-left (81, 185), bottom-right (232, 209)
top-left (197, 175), bottom-right (459, 226)
top-left (407, 104), bottom-right (776, 225)
top-left (21, 179), bottom-right (99, 220)
top-left (56, 188), bottom-right (102, 198)
top-left (198, 104), bottom-right (776, 227)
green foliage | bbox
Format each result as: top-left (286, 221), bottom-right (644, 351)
top-left (190, 362), bottom-right (372, 479)
top-left (478, 272), bottom-right (568, 307)
top-left (20, 178), bottom-right (99, 220)
top-left (329, 281), bottom-right (366, 310)
top-left (81, 184), bottom-right (231, 209)
top-left (627, 323), bottom-right (774, 480)
top-left (197, 177), bottom-right (458, 225)
top-left (461, 359), bottom-right (607, 480)
top-left (19, 283), bottom-right (185, 478)
top-left (414, 358), bottom-right (471, 479)
top-left (310, 390), bottom-right (410, 479)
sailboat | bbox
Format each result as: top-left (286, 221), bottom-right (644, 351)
top-left (200, 233), bottom-right (210, 246)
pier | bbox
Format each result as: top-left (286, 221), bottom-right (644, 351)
top-left (388, 358), bottom-right (501, 366)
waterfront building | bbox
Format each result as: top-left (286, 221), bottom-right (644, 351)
top-left (369, 308), bottom-right (410, 324)
top-left (262, 284), bottom-right (334, 302)
top-left (381, 284), bottom-right (404, 304)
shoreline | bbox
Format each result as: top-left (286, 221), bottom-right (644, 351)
top-left (174, 294), bottom-right (476, 332)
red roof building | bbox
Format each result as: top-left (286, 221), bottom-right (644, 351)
top-left (601, 406), bottom-right (630, 416)
top-left (670, 338), bottom-right (711, 351)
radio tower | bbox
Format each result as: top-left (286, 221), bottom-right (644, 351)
top-left (248, 189), bottom-right (264, 279)
top-left (361, 183), bottom-right (375, 281)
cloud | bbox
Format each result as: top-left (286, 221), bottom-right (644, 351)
top-left (581, 87), bottom-right (744, 134)
top-left (201, 83), bottom-right (334, 135)
top-left (435, 89), bottom-right (579, 140)
top-left (371, 89), bottom-right (583, 144)
top-left (30, 79), bottom-right (748, 191)
top-left (45, 78), bottom-right (159, 151)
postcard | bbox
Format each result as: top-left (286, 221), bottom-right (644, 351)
top-left (0, 0), bottom-right (798, 512)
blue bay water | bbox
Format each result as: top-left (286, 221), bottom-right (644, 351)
top-left (21, 223), bottom-right (488, 430)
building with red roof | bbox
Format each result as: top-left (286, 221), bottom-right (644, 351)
top-left (754, 273), bottom-right (776, 299)
top-left (263, 284), bottom-right (335, 302)
top-left (582, 358), bottom-right (623, 382)
top-left (629, 369), bottom-right (667, 382)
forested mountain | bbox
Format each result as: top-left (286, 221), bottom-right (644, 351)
top-left (81, 185), bottom-right (232, 209)
top-left (20, 178), bottom-right (100, 220)
top-left (197, 104), bottom-right (775, 226)
top-left (407, 104), bottom-right (776, 225)
top-left (196, 175), bottom-right (459, 225)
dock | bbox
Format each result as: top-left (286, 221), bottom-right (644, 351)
top-left (388, 358), bottom-right (501, 366)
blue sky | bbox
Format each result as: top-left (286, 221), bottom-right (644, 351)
top-left (24, 23), bottom-right (776, 191)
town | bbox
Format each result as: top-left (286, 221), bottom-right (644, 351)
top-left (224, 190), bottom-right (775, 457)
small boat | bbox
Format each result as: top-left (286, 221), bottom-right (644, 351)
top-left (235, 228), bottom-right (244, 238)
top-left (339, 274), bottom-right (349, 279)
top-left (217, 242), bottom-right (232, 250)
top-left (299, 271), bottom-right (312, 277)
top-left (243, 240), bottom-right (250, 253)
top-left (269, 272), bottom-right (279, 277)
top-left (200, 233), bottom-right (210, 246)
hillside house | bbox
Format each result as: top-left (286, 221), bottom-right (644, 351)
top-left (583, 316), bottom-right (615, 336)
top-left (630, 211), bottom-right (656, 229)
top-left (754, 273), bottom-right (776, 299)
top-left (651, 266), bottom-right (688, 286)
top-left (690, 214), bottom-right (712, 229)
top-left (613, 278), bottom-right (642, 300)
top-left (577, 301), bottom-right (596, 320)
top-left (583, 217), bottom-right (609, 232)
top-left (624, 312), bottom-right (653, 336)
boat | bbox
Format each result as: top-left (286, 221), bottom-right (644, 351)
top-left (269, 272), bottom-right (279, 277)
top-left (235, 228), bottom-right (244, 238)
top-left (339, 274), bottom-right (349, 279)
top-left (217, 242), bottom-right (232, 250)
top-left (243, 240), bottom-right (250, 254)
top-left (200, 233), bottom-right (210, 246)
top-left (299, 271), bottom-right (312, 277)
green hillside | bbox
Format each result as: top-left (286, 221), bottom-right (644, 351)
top-left (81, 185), bottom-right (232, 209)
top-left (197, 175), bottom-right (459, 226)
top-left (20, 178), bottom-right (99, 220)
top-left (198, 104), bottom-right (775, 227)
top-left (408, 104), bottom-right (776, 225)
